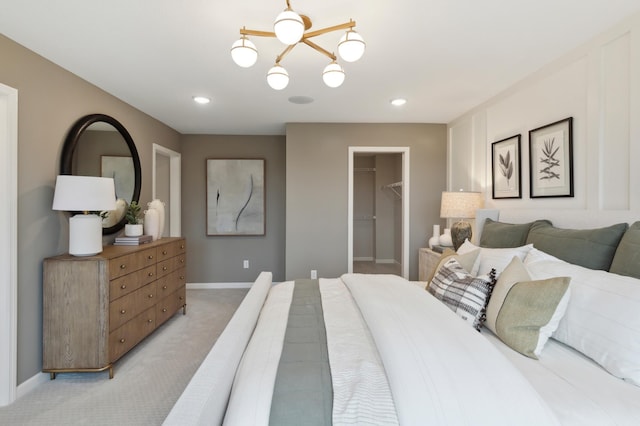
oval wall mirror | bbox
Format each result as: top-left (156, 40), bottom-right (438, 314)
top-left (60, 114), bottom-right (141, 234)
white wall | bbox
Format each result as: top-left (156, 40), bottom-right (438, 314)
top-left (448, 11), bottom-right (640, 228)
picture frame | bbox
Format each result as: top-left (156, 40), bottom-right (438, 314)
top-left (491, 134), bottom-right (521, 199)
top-left (206, 158), bottom-right (265, 236)
top-left (528, 117), bottom-right (574, 198)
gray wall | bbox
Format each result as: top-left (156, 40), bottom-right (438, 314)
top-left (180, 135), bottom-right (286, 283)
top-left (286, 123), bottom-right (447, 281)
top-left (0, 34), bottom-right (180, 384)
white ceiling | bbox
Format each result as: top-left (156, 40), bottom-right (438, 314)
top-left (1, 0), bottom-right (639, 135)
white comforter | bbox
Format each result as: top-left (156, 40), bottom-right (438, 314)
top-left (166, 273), bottom-right (560, 425)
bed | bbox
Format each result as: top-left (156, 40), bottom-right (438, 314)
top-left (164, 219), bottom-right (640, 425)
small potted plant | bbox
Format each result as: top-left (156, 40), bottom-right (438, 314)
top-left (124, 200), bottom-right (143, 236)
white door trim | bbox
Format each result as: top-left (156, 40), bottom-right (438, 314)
top-left (152, 143), bottom-right (181, 237)
top-left (348, 146), bottom-right (410, 279)
top-left (0, 83), bottom-right (18, 406)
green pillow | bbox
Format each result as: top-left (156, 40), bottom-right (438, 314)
top-left (525, 221), bottom-right (628, 271)
top-left (609, 221), bottom-right (640, 279)
top-left (479, 219), bottom-right (551, 248)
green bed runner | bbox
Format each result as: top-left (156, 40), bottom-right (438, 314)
top-left (269, 279), bottom-right (333, 425)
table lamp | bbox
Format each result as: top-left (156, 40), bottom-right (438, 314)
top-left (440, 191), bottom-right (484, 250)
top-left (52, 175), bottom-right (116, 256)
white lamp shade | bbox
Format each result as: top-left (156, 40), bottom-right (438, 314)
top-left (267, 65), bottom-right (289, 90)
top-left (274, 9), bottom-right (305, 45)
top-left (230, 36), bottom-right (258, 68)
top-left (322, 62), bottom-right (345, 88)
top-left (338, 30), bottom-right (365, 62)
top-left (440, 191), bottom-right (484, 219)
top-left (53, 175), bottom-right (116, 212)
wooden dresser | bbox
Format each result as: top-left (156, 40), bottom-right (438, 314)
top-left (43, 237), bottom-right (186, 379)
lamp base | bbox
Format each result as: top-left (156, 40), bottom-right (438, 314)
top-left (451, 220), bottom-right (472, 251)
top-left (69, 214), bottom-right (103, 256)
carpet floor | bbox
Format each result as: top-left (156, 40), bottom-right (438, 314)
top-left (0, 288), bottom-right (248, 426)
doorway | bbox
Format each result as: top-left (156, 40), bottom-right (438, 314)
top-left (348, 147), bottom-right (410, 279)
top-left (152, 144), bottom-right (181, 237)
top-left (0, 82), bottom-right (18, 406)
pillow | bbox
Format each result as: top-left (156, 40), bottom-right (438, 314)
top-left (609, 221), bottom-right (640, 279)
top-left (479, 219), bottom-right (551, 248)
top-left (485, 256), bottom-right (570, 359)
top-left (525, 249), bottom-right (640, 386)
top-left (457, 239), bottom-right (533, 276)
top-left (427, 257), bottom-right (496, 330)
top-left (525, 221), bottom-right (628, 270)
top-left (426, 247), bottom-right (480, 284)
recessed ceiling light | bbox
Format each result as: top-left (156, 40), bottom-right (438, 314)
top-left (193, 96), bottom-right (211, 104)
top-left (288, 96), bottom-right (314, 105)
top-left (391, 98), bottom-right (407, 106)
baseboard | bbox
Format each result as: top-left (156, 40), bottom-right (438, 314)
top-left (17, 372), bottom-right (48, 399)
top-left (187, 282), bottom-right (253, 289)
top-left (353, 257), bottom-right (374, 262)
top-left (375, 258), bottom-right (399, 264)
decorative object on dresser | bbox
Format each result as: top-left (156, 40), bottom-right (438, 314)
top-left (428, 224), bottom-right (440, 249)
top-left (114, 235), bottom-right (153, 246)
top-left (52, 175), bottom-right (116, 257)
top-left (124, 200), bottom-right (143, 237)
top-left (440, 190), bottom-right (484, 250)
top-left (438, 228), bottom-right (453, 247)
top-left (43, 237), bottom-right (187, 379)
top-left (146, 199), bottom-right (166, 240)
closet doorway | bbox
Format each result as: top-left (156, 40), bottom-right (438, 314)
top-left (348, 147), bottom-right (410, 279)
top-left (152, 144), bottom-right (181, 237)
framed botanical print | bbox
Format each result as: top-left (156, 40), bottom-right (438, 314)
top-left (528, 117), bottom-right (574, 198)
top-left (491, 134), bottom-right (521, 199)
top-left (206, 158), bottom-right (265, 236)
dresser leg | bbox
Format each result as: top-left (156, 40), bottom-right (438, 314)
top-left (182, 304), bottom-right (187, 315)
top-left (109, 365), bottom-right (114, 379)
top-left (50, 372), bottom-right (56, 380)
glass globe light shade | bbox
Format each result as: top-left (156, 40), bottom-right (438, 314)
top-left (267, 65), bottom-right (289, 90)
top-left (230, 36), bottom-right (258, 68)
top-left (274, 9), bottom-right (304, 45)
top-left (322, 62), bottom-right (345, 88)
top-left (338, 30), bottom-right (365, 62)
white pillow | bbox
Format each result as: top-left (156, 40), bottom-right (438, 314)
top-left (525, 248), bottom-right (640, 386)
top-left (457, 240), bottom-right (533, 276)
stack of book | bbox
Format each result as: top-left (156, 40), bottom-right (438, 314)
top-left (114, 235), bottom-right (153, 246)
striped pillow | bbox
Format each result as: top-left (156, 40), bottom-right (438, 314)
top-left (428, 257), bottom-right (496, 330)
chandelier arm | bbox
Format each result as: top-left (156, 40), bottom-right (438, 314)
top-left (303, 20), bottom-right (355, 39)
top-left (301, 39), bottom-right (337, 61)
top-left (275, 44), bottom-right (297, 64)
top-left (240, 28), bottom-right (277, 38)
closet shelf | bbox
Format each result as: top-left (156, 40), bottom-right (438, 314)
top-left (382, 181), bottom-right (402, 198)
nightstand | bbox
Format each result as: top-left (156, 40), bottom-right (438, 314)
top-left (418, 248), bottom-right (442, 282)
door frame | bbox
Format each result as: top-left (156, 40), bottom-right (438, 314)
top-left (348, 146), bottom-right (410, 278)
top-left (152, 143), bottom-right (181, 237)
top-left (0, 82), bottom-right (18, 406)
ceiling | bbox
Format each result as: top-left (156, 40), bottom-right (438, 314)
top-left (1, 1), bottom-right (639, 135)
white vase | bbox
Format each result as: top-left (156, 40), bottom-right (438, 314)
top-left (428, 224), bottom-right (440, 248)
top-left (439, 228), bottom-right (453, 247)
top-left (124, 223), bottom-right (143, 237)
top-left (148, 199), bottom-right (165, 239)
top-left (144, 208), bottom-right (160, 241)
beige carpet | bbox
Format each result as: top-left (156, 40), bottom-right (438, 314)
top-left (0, 288), bottom-right (248, 426)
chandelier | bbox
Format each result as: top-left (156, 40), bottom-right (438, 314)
top-left (230, 0), bottom-right (366, 90)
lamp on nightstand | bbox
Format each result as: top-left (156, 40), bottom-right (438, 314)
top-left (440, 190), bottom-right (484, 251)
top-left (52, 175), bottom-right (116, 256)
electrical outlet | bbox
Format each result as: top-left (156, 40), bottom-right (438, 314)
top-left (310, 270), bottom-right (317, 279)
top-left (243, 260), bottom-right (249, 269)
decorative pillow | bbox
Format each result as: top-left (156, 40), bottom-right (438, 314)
top-left (525, 221), bottom-right (628, 271)
top-left (525, 249), bottom-right (640, 386)
top-left (457, 239), bottom-right (533, 276)
top-left (485, 256), bottom-right (570, 359)
top-left (426, 247), bottom-right (480, 284)
top-left (609, 221), bottom-right (640, 279)
top-left (428, 257), bottom-right (496, 330)
top-left (479, 219), bottom-right (551, 248)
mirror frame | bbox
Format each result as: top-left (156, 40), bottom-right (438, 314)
top-left (60, 113), bottom-right (142, 235)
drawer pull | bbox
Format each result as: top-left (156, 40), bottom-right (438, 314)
top-left (120, 309), bottom-right (126, 314)
top-left (120, 338), bottom-right (126, 344)
top-left (179, 296), bottom-right (184, 301)
top-left (180, 244), bottom-right (184, 249)
top-left (120, 264), bottom-right (126, 270)
top-left (148, 294), bottom-right (154, 299)
top-left (180, 276), bottom-right (185, 280)
top-left (148, 272), bottom-right (154, 277)
top-left (162, 250), bottom-right (168, 255)
top-left (120, 284), bottom-right (127, 289)
top-left (148, 319), bottom-right (153, 323)
top-left (148, 255), bottom-right (154, 260)
top-left (163, 285), bottom-right (168, 290)
top-left (162, 266), bottom-right (168, 271)
top-left (180, 259), bottom-right (185, 264)
top-left (162, 308), bottom-right (168, 313)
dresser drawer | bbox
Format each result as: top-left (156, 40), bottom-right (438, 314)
top-left (156, 287), bottom-right (185, 325)
top-left (109, 281), bottom-right (157, 331)
top-left (108, 306), bottom-right (156, 362)
top-left (109, 247), bottom-right (157, 280)
top-left (109, 265), bottom-right (156, 301)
